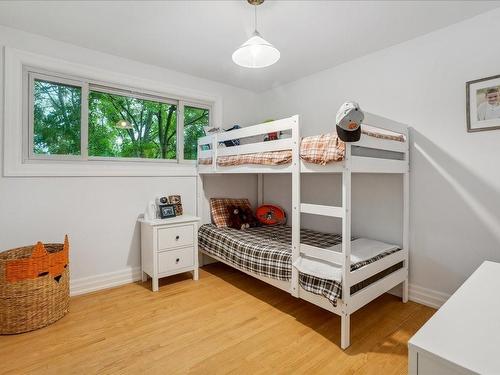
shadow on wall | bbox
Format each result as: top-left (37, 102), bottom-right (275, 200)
top-left (260, 173), bottom-right (403, 246)
top-left (127, 219), bottom-right (142, 268)
top-left (411, 129), bottom-right (500, 294)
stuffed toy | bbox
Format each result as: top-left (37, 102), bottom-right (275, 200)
top-left (227, 205), bottom-right (259, 230)
top-left (227, 205), bottom-right (244, 230)
top-left (255, 204), bottom-right (287, 226)
top-left (240, 206), bottom-right (259, 228)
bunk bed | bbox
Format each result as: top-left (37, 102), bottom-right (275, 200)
top-left (196, 114), bottom-right (409, 350)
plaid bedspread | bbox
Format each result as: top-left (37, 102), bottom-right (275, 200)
top-left (198, 130), bottom-right (405, 167)
top-left (198, 150), bottom-right (292, 166)
top-left (198, 224), bottom-right (401, 306)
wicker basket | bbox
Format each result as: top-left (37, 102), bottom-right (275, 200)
top-left (0, 236), bottom-right (69, 334)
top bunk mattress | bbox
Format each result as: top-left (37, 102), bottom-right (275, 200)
top-left (198, 128), bottom-right (405, 167)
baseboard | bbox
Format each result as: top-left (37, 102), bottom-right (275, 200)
top-left (69, 264), bottom-right (451, 310)
top-left (408, 283), bottom-right (450, 309)
top-left (70, 267), bottom-right (142, 296)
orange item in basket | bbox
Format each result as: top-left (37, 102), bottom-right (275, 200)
top-left (255, 205), bottom-right (286, 226)
top-left (5, 235), bottom-right (69, 283)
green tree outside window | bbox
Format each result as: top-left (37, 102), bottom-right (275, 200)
top-left (32, 77), bottom-right (209, 161)
top-left (33, 79), bottom-right (81, 155)
top-left (184, 106), bottom-right (209, 160)
top-left (88, 91), bottom-right (177, 159)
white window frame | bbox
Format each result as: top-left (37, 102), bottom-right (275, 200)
top-left (178, 100), bottom-right (212, 164)
top-left (27, 70), bottom-right (88, 162)
top-left (86, 83), bottom-right (182, 164)
top-left (4, 47), bottom-right (221, 177)
top-left (25, 68), bottom-right (212, 165)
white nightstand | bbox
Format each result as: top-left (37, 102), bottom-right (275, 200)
top-left (139, 215), bottom-right (201, 292)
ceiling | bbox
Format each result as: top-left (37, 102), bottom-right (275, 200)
top-left (0, 1), bottom-right (498, 92)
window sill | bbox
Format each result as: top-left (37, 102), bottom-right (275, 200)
top-left (4, 159), bottom-right (197, 177)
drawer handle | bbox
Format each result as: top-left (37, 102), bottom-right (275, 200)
top-left (176, 258), bottom-right (180, 263)
top-left (175, 235), bottom-right (180, 240)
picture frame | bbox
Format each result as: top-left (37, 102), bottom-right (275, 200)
top-left (466, 74), bottom-right (500, 133)
top-left (158, 204), bottom-right (176, 219)
top-left (168, 195), bottom-right (183, 216)
top-left (168, 195), bottom-right (181, 204)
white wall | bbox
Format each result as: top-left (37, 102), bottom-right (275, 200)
top-left (0, 25), bottom-right (259, 292)
top-left (258, 8), bottom-right (500, 301)
top-left (3, 7), bottom-right (500, 304)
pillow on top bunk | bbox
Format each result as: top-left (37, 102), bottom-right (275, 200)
top-left (210, 198), bottom-right (253, 228)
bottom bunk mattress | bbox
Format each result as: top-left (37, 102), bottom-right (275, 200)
top-left (198, 224), bottom-right (402, 306)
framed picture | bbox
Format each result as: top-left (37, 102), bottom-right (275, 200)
top-left (168, 195), bottom-right (181, 204)
top-left (158, 204), bottom-right (176, 219)
top-left (466, 74), bottom-right (500, 132)
top-left (168, 195), bottom-right (183, 216)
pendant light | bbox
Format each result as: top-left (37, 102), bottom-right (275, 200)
top-left (115, 119), bottom-right (133, 129)
top-left (232, 0), bottom-right (280, 69)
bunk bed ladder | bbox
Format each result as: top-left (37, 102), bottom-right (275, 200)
top-left (291, 129), bottom-right (353, 348)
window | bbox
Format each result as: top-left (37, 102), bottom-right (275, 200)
top-left (88, 88), bottom-right (177, 160)
top-left (32, 77), bottom-right (82, 156)
top-left (28, 70), bottom-right (211, 163)
top-left (183, 105), bottom-right (210, 160)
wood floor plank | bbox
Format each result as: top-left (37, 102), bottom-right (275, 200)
top-left (0, 263), bottom-right (435, 374)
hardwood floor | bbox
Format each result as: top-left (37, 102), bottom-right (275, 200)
top-left (0, 263), bottom-right (434, 375)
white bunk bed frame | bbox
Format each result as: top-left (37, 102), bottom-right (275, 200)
top-left (196, 114), bottom-right (409, 349)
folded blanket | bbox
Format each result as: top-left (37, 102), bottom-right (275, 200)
top-left (327, 238), bottom-right (399, 263)
top-left (293, 257), bottom-right (342, 281)
top-left (294, 238), bottom-right (399, 280)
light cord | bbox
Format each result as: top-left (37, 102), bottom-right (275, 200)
top-left (254, 5), bottom-right (258, 32)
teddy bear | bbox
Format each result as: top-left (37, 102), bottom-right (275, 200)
top-left (227, 205), bottom-right (259, 230)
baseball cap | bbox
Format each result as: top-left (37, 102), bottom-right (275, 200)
top-left (335, 102), bottom-right (364, 142)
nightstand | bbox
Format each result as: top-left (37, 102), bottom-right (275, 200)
top-left (139, 215), bottom-right (201, 292)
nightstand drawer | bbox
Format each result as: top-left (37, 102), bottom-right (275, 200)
top-left (158, 247), bottom-right (194, 273)
top-left (157, 225), bottom-right (194, 250)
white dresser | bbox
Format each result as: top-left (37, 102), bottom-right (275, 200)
top-left (139, 215), bottom-right (201, 291)
top-left (409, 261), bottom-right (500, 375)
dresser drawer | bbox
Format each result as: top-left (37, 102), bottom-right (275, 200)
top-left (158, 247), bottom-right (194, 273)
top-left (157, 225), bottom-right (194, 250)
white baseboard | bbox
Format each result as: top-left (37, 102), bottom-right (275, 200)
top-left (70, 267), bottom-right (142, 297)
top-left (409, 283), bottom-right (450, 309)
top-left (69, 265), bottom-right (451, 310)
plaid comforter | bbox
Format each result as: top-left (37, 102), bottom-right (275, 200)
top-left (198, 224), bottom-right (401, 306)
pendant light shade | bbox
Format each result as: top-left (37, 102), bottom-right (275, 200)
top-left (115, 120), bottom-right (133, 129)
top-left (233, 0), bottom-right (279, 69)
top-left (232, 31), bottom-right (280, 68)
